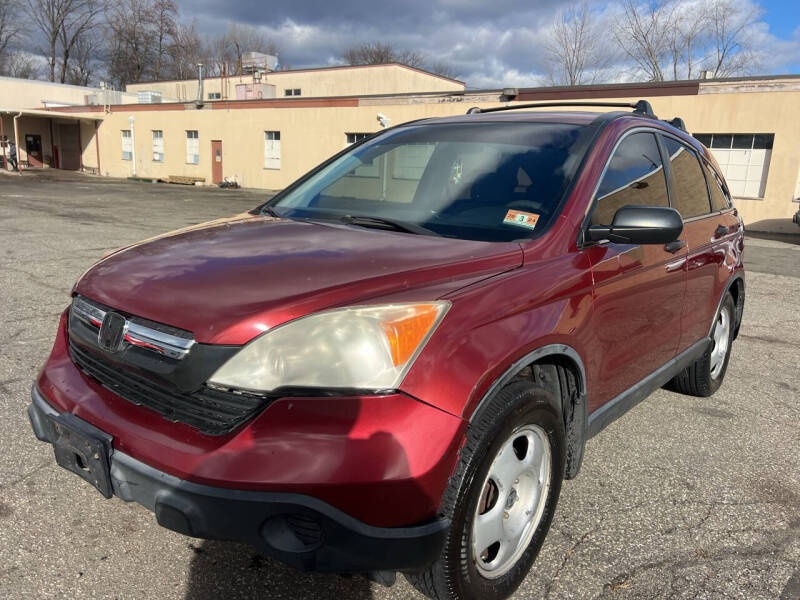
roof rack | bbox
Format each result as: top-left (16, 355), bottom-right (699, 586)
top-left (466, 99), bottom-right (657, 117)
top-left (664, 117), bottom-right (687, 131)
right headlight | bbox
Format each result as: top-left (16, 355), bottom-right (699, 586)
top-left (208, 302), bottom-right (450, 393)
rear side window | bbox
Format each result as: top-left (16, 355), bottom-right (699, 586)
top-left (662, 136), bottom-right (710, 219)
top-left (591, 132), bottom-right (668, 226)
top-left (703, 161), bottom-right (731, 211)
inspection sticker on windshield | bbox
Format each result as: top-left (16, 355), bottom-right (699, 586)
top-left (503, 210), bottom-right (540, 230)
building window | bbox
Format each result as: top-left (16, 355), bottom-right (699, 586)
top-left (152, 130), bottom-right (164, 162)
top-left (264, 131), bottom-right (281, 169)
top-left (186, 130), bottom-right (199, 164)
top-left (346, 132), bottom-right (371, 146)
top-left (694, 133), bottom-right (773, 199)
top-left (284, 88), bottom-right (301, 96)
top-left (121, 130), bottom-right (132, 161)
top-left (208, 92), bottom-right (221, 100)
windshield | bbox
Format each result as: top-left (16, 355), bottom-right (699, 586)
top-left (264, 122), bottom-right (593, 242)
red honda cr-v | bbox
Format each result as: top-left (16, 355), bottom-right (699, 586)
top-left (29, 101), bottom-right (744, 600)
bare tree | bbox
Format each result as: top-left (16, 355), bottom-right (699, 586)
top-left (665, 1), bottom-right (708, 80)
top-left (342, 41), bottom-right (426, 69)
top-left (3, 51), bottom-right (39, 78)
top-left (206, 23), bottom-right (278, 76)
top-left (64, 31), bottom-right (94, 84)
top-left (56, 0), bottom-right (101, 83)
top-left (26, 0), bottom-right (101, 82)
top-left (105, 0), bottom-right (158, 87)
top-left (545, 1), bottom-right (610, 86)
top-left (0, 0), bottom-right (22, 71)
top-left (152, 0), bottom-right (176, 80)
top-left (166, 20), bottom-right (202, 80)
top-left (613, 0), bottom-right (673, 81)
top-left (705, 0), bottom-right (759, 77)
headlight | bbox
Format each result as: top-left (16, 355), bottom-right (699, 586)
top-left (208, 302), bottom-right (450, 392)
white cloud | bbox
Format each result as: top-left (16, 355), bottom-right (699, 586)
top-left (182, 0), bottom-right (800, 88)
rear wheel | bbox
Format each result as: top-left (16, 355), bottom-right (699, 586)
top-left (407, 380), bottom-right (565, 600)
top-left (666, 293), bottom-right (735, 397)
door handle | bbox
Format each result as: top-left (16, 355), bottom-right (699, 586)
top-left (664, 239), bottom-right (686, 254)
top-left (713, 225), bottom-right (728, 239)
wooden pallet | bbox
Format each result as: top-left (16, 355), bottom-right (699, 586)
top-left (167, 175), bottom-right (205, 185)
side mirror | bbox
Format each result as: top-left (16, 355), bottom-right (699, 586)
top-left (587, 205), bottom-right (683, 245)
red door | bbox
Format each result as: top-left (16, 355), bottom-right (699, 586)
top-left (25, 134), bottom-right (43, 167)
top-left (585, 131), bottom-right (687, 408)
top-left (659, 135), bottom-right (742, 352)
top-left (211, 140), bottom-right (223, 184)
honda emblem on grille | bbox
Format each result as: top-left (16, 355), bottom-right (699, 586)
top-left (98, 312), bottom-right (126, 352)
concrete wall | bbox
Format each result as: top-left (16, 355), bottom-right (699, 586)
top-left (0, 77), bottom-right (98, 108)
top-left (125, 64), bottom-right (466, 101)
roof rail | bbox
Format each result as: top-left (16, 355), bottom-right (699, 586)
top-left (664, 117), bottom-right (687, 131)
top-left (466, 99), bottom-right (657, 117)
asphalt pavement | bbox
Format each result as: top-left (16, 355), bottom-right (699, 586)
top-left (1, 170), bottom-right (798, 599)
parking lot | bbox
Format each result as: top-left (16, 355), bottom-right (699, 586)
top-left (1, 170), bottom-right (798, 600)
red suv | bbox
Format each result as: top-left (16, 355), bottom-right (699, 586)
top-left (29, 101), bottom-right (744, 600)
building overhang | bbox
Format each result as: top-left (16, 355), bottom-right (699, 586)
top-left (0, 108), bottom-right (104, 121)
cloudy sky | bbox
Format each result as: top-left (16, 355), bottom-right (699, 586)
top-left (178, 0), bottom-right (800, 88)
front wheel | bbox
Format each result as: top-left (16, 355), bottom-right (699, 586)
top-left (407, 380), bottom-right (565, 600)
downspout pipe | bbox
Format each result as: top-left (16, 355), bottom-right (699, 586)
top-left (196, 63), bottom-right (204, 108)
top-left (13, 112), bottom-right (22, 174)
top-left (128, 115), bottom-right (136, 177)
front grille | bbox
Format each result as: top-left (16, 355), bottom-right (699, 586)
top-left (69, 340), bottom-right (270, 436)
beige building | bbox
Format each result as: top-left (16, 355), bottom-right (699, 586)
top-left (126, 63), bottom-right (466, 102)
top-left (2, 72), bottom-right (799, 233)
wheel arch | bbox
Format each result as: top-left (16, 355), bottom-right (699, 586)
top-left (712, 274), bottom-right (745, 340)
top-left (468, 344), bottom-right (588, 480)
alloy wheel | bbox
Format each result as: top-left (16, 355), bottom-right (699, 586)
top-left (471, 424), bottom-right (551, 579)
top-left (710, 305), bottom-right (731, 379)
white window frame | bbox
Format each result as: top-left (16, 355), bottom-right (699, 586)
top-left (346, 132), bottom-right (371, 146)
top-left (264, 131), bottom-right (281, 170)
top-left (152, 130), bottom-right (164, 162)
top-left (121, 130), bottom-right (132, 161)
top-left (696, 133), bottom-right (773, 199)
top-left (186, 130), bottom-right (199, 165)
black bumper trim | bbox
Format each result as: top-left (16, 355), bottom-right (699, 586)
top-left (28, 385), bottom-right (449, 573)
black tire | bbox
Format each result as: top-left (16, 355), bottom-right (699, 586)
top-left (666, 293), bottom-right (736, 397)
top-left (406, 380), bottom-right (565, 600)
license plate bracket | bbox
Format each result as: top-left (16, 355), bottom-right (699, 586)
top-left (51, 412), bottom-right (114, 498)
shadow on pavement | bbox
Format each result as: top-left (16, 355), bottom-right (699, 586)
top-left (184, 540), bottom-right (374, 600)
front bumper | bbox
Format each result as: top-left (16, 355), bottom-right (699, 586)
top-left (29, 386), bottom-right (449, 573)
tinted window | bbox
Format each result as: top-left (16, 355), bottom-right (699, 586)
top-left (704, 161), bottom-right (731, 211)
top-left (270, 122), bottom-right (593, 242)
top-left (663, 136), bottom-right (710, 219)
top-left (590, 132), bottom-right (668, 226)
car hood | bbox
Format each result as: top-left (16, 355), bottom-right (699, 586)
top-left (75, 214), bottom-right (523, 344)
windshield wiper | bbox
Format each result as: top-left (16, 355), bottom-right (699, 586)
top-left (261, 205), bottom-right (282, 217)
top-left (339, 214), bottom-right (436, 236)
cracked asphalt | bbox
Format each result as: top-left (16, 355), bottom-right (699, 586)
top-left (1, 170), bottom-right (799, 600)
